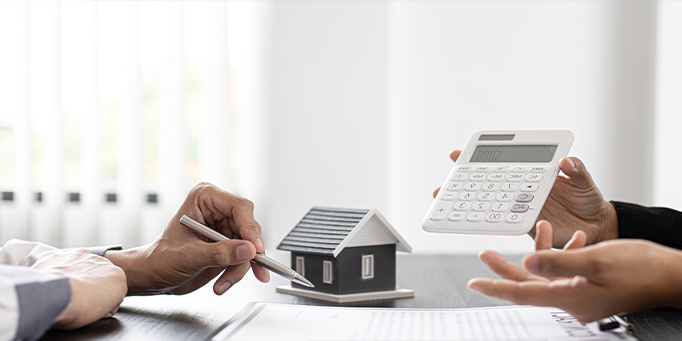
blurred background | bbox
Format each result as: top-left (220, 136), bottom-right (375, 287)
top-left (0, 1), bottom-right (680, 255)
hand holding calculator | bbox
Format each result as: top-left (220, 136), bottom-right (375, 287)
top-left (423, 130), bottom-right (574, 235)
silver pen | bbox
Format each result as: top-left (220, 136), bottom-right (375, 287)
top-left (179, 215), bottom-right (314, 288)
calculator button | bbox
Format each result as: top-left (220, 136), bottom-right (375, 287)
top-left (525, 174), bottom-right (543, 182)
top-left (516, 193), bottom-right (534, 203)
top-left (469, 173), bottom-right (487, 181)
top-left (453, 173), bottom-right (468, 181)
top-left (467, 212), bottom-right (484, 222)
top-left (530, 166), bottom-right (552, 173)
top-left (506, 174), bottom-right (524, 182)
top-left (430, 202), bottom-right (453, 221)
top-left (477, 192), bottom-right (494, 201)
top-left (473, 202), bottom-right (490, 211)
top-left (475, 167), bottom-right (491, 173)
top-left (448, 212), bottom-right (466, 221)
top-left (506, 213), bottom-right (524, 223)
top-left (446, 182), bottom-right (463, 191)
top-left (441, 192), bottom-right (457, 201)
top-left (482, 183), bottom-right (500, 192)
top-left (520, 183), bottom-right (539, 192)
top-left (464, 182), bottom-right (482, 191)
top-left (511, 203), bottom-right (529, 213)
top-left (487, 174), bottom-right (505, 182)
top-left (493, 166), bottom-right (508, 173)
top-left (456, 166), bottom-right (473, 172)
top-left (486, 212), bottom-right (504, 223)
top-left (459, 192), bottom-right (475, 201)
top-left (511, 167), bottom-right (526, 173)
top-left (454, 201), bottom-right (472, 211)
top-left (497, 193), bottom-right (514, 202)
top-left (492, 202), bottom-right (509, 212)
top-left (501, 183), bottom-right (519, 192)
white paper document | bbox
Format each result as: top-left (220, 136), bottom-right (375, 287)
top-left (213, 302), bottom-right (635, 340)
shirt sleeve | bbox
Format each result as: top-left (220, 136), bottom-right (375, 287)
top-left (0, 240), bottom-right (59, 267)
top-left (612, 201), bottom-right (682, 250)
top-left (0, 264), bottom-right (71, 341)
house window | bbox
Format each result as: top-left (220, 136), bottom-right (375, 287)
top-left (323, 260), bottom-right (333, 284)
top-left (295, 256), bottom-right (305, 277)
top-left (362, 254), bottom-right (374, 279)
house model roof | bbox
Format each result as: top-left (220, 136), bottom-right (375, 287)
top-left (277, 206), bottom-right (412, 257)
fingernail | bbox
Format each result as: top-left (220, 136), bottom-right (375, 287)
top-left (525, 255), bottom-right (539, 273)
top-left (256, 238), bottom-right (264, 252)
top-left (467, 280), bottom-right (480, 291)
top-left (218, 281), bottom-right (232, 294)
top-left (236, 245), bottom-right (252, 260)
top-left (567, 158), bottom-right (576, 170)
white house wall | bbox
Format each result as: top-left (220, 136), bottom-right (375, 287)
top-left (344, 215), bottom-right (397, 250)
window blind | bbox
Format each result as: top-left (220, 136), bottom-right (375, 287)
top-left (0, 1), bottom-right (242, 248)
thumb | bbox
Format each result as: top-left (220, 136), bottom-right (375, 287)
top-left (559, 157), bottom-right (595, 189)
top-left (198, 240), bottom-right (256, 268)
top-left (523, 249), bottom-right (601, 279)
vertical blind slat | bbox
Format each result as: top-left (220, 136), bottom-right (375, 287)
top-left (12, 1), bottom-right (31, 242)
top-left (158, 2), bottom-right (187, 217)
top-left (118, 2), bottom-right (143, 247)
top-left (37, 2), bottom-right (64, 247)
top-left (198, 2), bottom-right (230, 189)
top-left (69, 2), bottom-right (100, 247)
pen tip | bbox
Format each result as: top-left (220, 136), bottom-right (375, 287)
top-left (293, 275), bottom-right (314, 288)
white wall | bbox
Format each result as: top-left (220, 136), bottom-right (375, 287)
top-left (249, 1), bottom-right (659, 255)
top-left (386, 1), bottom-right (656, 254)
top-left (264, 2), bottom-right (391, 246)
top-left (653, 1), bottom-right (682, 211)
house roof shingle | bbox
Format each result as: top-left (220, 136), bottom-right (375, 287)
top-left (277, 207), bottom-right (370, 255)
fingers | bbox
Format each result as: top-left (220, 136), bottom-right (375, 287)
top-left (197, 240), bottom-right (256, 269)
top-left (227, 198), bottom-right (265, 254)
top-left (450, 150), bottom-right (462, 163)
top-left (523, 249), bottom-right (602, 279)
top-left (232, 217), bottom-right (265, 254)
top-left (104, 305), bottom-right (120, 319)
top-left (467, 278), bottom-right (561, 307)
top-left (564, 230), bottom-right (587, 250)
top-left (213, 262), bottom-right (251, 295)
top-left (251, 263), bottom-right (270, 283)
top-left (478, 250), bottom-right (532, 282)
top-left (432, 150), bottom-right (462, 198)
top-left (194, 183), bottom-right (265, 254)
top-left (558, 157), bottom-right (594, 189)
top-left (534, 220), bottom-right (553, 251)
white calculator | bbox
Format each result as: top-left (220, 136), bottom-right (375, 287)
top-left (422, 130), bottom-right (574, 235)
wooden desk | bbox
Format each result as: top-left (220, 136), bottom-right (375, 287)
top-left (41, 254), bottom-right (682, 340)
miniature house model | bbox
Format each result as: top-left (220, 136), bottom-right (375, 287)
top-left (276, 206), bottom-right (413, 303)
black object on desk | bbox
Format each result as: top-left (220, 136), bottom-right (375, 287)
top-left (40, 255), bottom-right (682, 341)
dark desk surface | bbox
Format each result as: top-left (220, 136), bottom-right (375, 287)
top-left (41, 254), bottom-right (682, 341)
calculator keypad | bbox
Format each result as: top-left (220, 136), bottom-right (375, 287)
top-left (431, 165), bottom-right (554, 227)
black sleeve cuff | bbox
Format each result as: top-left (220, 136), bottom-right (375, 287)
top-left (612, 201), bottom-right (682, 250)
top-left (89, 245), bottom-right (123, 257)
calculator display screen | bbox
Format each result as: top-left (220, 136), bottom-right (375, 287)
top-left (470, 145), bottom-right (558, 163)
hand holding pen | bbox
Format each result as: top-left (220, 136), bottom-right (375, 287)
top-left (104, 183), bottom-right (272, 296)
top-left (180, 215), bottom-right (314, 288)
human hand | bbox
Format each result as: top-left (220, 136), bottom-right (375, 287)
top-left (30, 249), bottom-right (127, 329)
top-left (106, 182), bottom-right (270, 296)
top-left (432, 150), bottom-right (619, 247)
top-left (468, 220), bottom-right (682, 322)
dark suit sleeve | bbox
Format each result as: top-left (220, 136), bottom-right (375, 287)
top-left (612, 201), bottom-right (682, 250)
